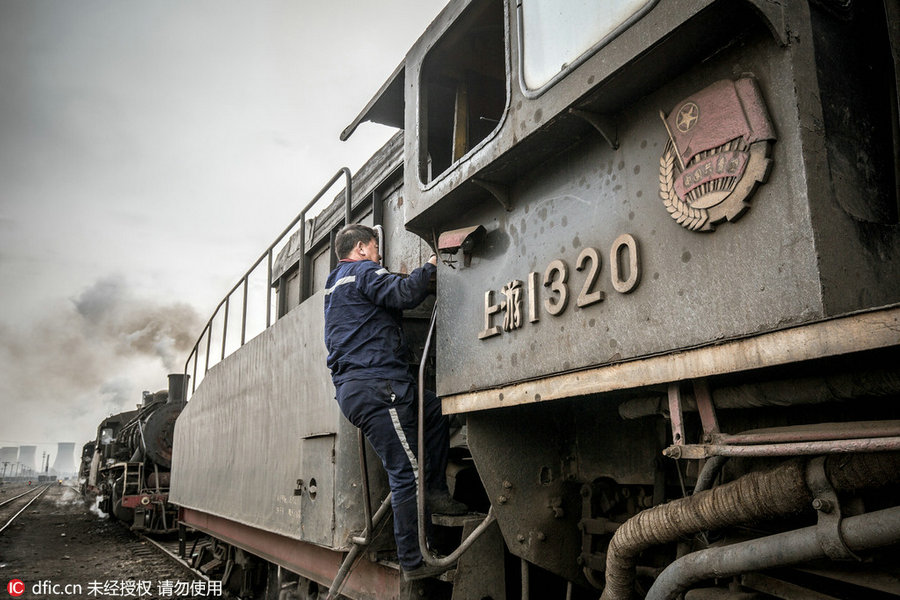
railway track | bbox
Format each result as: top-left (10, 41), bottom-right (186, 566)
top-left (0, 484), bottom-right (220, 599)
top-left (0, 483), bottom-right (52, 534)
top-left (134, 528), bottom-right (210, 583)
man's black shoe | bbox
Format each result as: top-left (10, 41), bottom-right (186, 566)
top-left (402, 561), bottom-right (450, 581)
top-left (426, 491), bottom-right (468, 515)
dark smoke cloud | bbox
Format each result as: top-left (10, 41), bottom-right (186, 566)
top-left (0, 275), bottom-right (202, 450)
top-left (72, 276), bottom-right (199, 371)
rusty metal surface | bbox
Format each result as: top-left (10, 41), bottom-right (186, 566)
top-left (450, 518), bottom-right (507, 600)
top-left (692, 379), bottom-right (719, 440)
top-left (664, 436), bottom-right (900, 460)
top-left (181, 507), bottom-right (404, 600)
top-left (806, 457), bottom-right (858, 561)
top-left (666, 416), bottom-right (900, 459)
top-left (714, 421), bottom-right (900, 445)
top-left (438, 225), bottom-right (486, 252)
top-left (667, 384), bottom-right (686, 447)
top-left (466, 399), bottom-right (658, 583)
top-left (466, 406), bottom-right (585, 584)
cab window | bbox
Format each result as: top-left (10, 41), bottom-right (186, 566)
top-left (519, 0), bottom-right (658, 93)
top-left (419, 0), bottom-right (506, 184)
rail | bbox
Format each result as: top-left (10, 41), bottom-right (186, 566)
top-left (0, 484), bottom-right (51, 535)
top-left (184, 168), bottom-right (352, 394)
top-left (0, 485), bottom-right (48, 509)
top-left (136, 530), bottom-right (208, 582)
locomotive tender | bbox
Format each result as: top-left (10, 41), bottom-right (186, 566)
top-left (171, 1), bottom-right (900, 598)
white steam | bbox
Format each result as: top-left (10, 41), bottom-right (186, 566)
top-left (90, 494), bottom-right (109, 519)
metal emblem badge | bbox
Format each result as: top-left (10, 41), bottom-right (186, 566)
top-left (659, 78), bottom-right (776, 231)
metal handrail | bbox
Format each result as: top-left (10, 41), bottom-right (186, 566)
top-left (183, 168), bottom-right (352, 394)
top-left (352, 428), bottom-right (375, 546)
top-left (417, 301), bottom-right (497, 568)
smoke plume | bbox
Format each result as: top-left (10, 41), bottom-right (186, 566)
top-left (0, 275), bottom-right (202, 453)
top-left (72, 276), bottom-right (198, 372)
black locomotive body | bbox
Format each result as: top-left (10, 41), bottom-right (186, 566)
top-left (82, 374), bottom-right (187, 534)
top-left (171, 1), bottom-right (900, 598)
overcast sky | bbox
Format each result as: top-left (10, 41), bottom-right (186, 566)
top-left (0, 0), bottom-right (447, 471)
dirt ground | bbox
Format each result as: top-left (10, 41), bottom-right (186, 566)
top-left (0, 484), bottom-right (211, 600)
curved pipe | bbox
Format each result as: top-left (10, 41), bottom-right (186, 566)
top-left (693, 455), bottom-right (728, 493)
top-left (645, 505), bottom-right (900, 600)
top-left (601, 452), bottom-right (900, 600)
top-left (416, 302), bottom-right (497, 569)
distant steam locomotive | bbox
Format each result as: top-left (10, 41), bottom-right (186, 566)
top-left (81, 374), bottom-right (187, 534)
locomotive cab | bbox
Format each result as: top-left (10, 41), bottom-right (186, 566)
top-left (346, 0), bottom-right (900, 597)
top-left (172, 0), bottom-right (900, 598)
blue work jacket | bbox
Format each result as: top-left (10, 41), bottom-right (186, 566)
top-left (324, 259), bottom-right (435, 384)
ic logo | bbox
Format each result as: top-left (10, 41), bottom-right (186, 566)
top-left (7, 579), bottom-right (24, 597)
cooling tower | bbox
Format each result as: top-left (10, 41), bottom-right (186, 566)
top-left (0, 446), bottom-right (18, 464)
top-left (0, 447), bottom-right (18, 477)
top-left (17, 446), bottom-right (36, 472)
top-left (50, 442), bottom-right (76, 475)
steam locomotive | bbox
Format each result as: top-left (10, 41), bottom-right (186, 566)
top-left (169, 1), bottom-right (900, 599)
top-left (81, 374), bottom-right (187, 534)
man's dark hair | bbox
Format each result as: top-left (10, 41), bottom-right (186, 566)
top-left (334, 224), bottom-right (377, 260)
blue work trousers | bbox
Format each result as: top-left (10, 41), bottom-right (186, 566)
top-left (335, 378), bottom-right (450, 568)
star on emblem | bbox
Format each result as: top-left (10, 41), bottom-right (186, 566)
top-left (676, 102), bottom-right (699, 132)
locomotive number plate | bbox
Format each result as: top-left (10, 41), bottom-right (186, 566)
top-left (479, 234), bottom-right (640, 340)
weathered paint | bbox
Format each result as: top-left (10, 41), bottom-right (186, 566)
top-left (443, 306), bottom-right (900, 414)
top-left (181, 507), bottom-right (402, 600)
top-left (170, 291), bottom-right (389, 550)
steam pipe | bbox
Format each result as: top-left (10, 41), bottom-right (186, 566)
top-left (645, 505), bottom-right (900, 600)
top-left (417, 302), bottom-right (497, 569)
top-left (665, 436), bottom-right (900, 459)
top-left (693, 455), bottom-right (728, 493)
top-left (600, 452), bottom-right (900, 600)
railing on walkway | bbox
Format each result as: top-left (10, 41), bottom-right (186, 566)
top-left (183, 168), bottom-right (352, 395)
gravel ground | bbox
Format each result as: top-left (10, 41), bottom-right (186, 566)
top-left (0, 484), bottom-right (214, 600)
